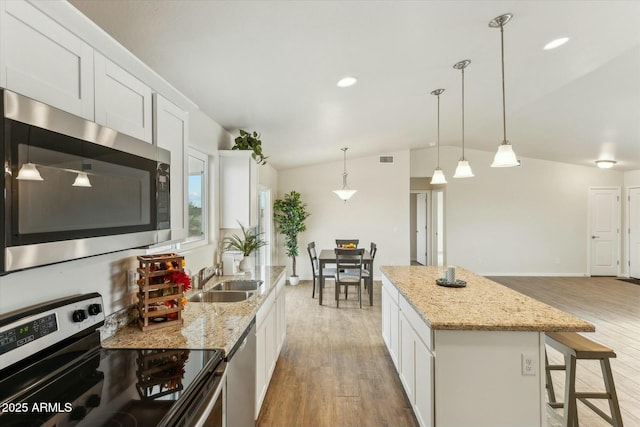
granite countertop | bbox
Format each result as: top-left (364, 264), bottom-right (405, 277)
top-left (380, 265), bottom-right (595, 332)
top-left (101, 266), bottom-right (286, 355)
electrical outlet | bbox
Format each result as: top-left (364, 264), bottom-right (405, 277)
top-left (521, 353), bottom-right (537, 376)
top-left (127, 270), bottom-right (138, 292)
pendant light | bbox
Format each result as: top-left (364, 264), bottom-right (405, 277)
top-left (16, 128), bottom-right (44, 181)
top-left (430, 89), bottom-right (447, 184)
top-left (333, 147), bottom-right (357, 201)
top-left (489, 13), bottom-right (519, 168)
top-left (453, 59), bottom-right (474, 178)
top-left (72, 172), bottom-right (92, 187)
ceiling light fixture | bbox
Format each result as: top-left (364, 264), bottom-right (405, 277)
top-left (337, 76), bottom-right (358, 88)
top-left (430, 89), bottom-right (447, 185)
top-left (489, 13), bottom-right (520, 168)
top-left (544, 37), bottom-right (569, 50)
top-left (453, 59), bottom-right (474, 178)
top-left (333, 147), bottom-right (357, 201)
top-left (595, 160), bottom-right (616, 169)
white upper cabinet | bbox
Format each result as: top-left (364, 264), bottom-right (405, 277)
top-left (220, 150), bottom-right (259, 229)
top-left (154, 94), bottom-right (188, 241)
top-left (95, 52), bottom-right (153, 143)
top-left (0, 0), bottom-right (94, 119)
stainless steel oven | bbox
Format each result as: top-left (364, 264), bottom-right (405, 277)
top-left (0, 293), bottom-right (226, 427)
top-left (0, 89), bottom-right (171, 273)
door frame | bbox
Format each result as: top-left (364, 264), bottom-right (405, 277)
top-left (411, 190), bottom-right (431, 265)
top-left (587, 186), bottom-right (621, 277)
top-left (627, 185), bottom-right (640, 278)
top-left (432, 188), bottom-right (445, 266)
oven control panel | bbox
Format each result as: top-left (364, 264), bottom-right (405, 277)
top-left (0, 293), bottom-right (104, 371)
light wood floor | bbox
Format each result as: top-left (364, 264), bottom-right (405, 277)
top-left (257, 276), bottom-right (640, 427)
top-left (493, 276), bottom-right (640, 427)
top-left (257, 280), bottom-right (418, 427)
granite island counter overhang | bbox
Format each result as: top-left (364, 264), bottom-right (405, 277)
top-left (380, 265), bottom-right (594, 427)
top-left (101, 266), bottom-right (286, 356)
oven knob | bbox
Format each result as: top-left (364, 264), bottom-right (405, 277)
top-left (88, 303), bottom-right (102, 316)
top-left (70, 406), bottom-right (87, 420)
top-left (72, 309), bottom-right (87, 322)
top-left (86, 394), bottom-right (101, 407)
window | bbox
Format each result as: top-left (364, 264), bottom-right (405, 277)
top-left (186, 148), bottom-right (208, 244)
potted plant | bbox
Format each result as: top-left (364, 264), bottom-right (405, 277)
top-left (223, 222), bottom-right (267, 272)
top-left (273, 190), bottom-right (310, 285)
top-left (232, 129), bottom-right (269, 165)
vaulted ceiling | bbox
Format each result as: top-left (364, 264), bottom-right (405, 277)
top-left (69, 0), bottom-right (640, 171)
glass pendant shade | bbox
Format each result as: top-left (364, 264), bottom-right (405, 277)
top-left (333, 188), bottom-right (357, 201)
top-left (16, 162), bottom-right (44, 181)
top-left (491, 142), bottom-right (519, 167)
top-left (430, 167), bottom-right (447, 184)
top-left (72, 172), bottom-right (92, 187)
top-left (453, 160), bottom-right (474, 178)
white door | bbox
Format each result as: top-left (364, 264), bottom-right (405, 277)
top-left (589, 188), bottom-right (620, 276)
top-left (629, 188), bottom-right (640, 279)
top-left (416, 192), bottom-right (428, 265)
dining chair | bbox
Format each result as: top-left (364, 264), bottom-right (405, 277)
top-left (362, 242), bottom-right (377, 293)
top-left (307, 242), bottom-right (336, 299)
top-left (335, 239), bottom-right (359, 248)
top-left (335, 248), bottom-right (364, 308)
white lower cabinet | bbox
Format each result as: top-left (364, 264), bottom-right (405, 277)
top-left (381, 279), bottom-right (400, 369)
top-left (399, 309), bottom-right (434, 427)
top-left (0, 0), bottom-right (94, 119)
top-left (382, 276), bottom-right (433, 427)
top-left (255, 275), bottom-right (286, 419)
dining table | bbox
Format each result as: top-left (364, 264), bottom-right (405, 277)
top-left (317, 249), bottom-right (374, 306)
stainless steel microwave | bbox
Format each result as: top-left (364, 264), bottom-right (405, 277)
top-left (0, 90), bottom-right (171, 273)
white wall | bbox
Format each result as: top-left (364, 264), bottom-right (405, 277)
top-left (276, 150), bottom-right (410, 280)
top-left (411, 146), bottom-right (624, 276)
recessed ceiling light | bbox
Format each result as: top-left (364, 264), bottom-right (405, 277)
top-left (544, 37), bottom-right (569, 50)
top-left (337, 76), bottom-right (357, 88)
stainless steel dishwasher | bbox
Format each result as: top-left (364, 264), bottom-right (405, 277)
top-left (226, 317), bottom-right (257, 427)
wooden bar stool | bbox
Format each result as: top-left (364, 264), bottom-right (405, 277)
top-left (545, 332), bottom-right (623, 427)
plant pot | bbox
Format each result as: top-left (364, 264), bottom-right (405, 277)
top-left (289, 276), bottom-right (300, 286)
top-left (239, 256), bottom-right (254, 273)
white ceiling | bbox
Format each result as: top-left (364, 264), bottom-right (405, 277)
top-left (68, 0), bottom-right (640, 171)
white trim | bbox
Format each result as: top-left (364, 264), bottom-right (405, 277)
top-left (627, 185), bottom-right (640, 279)
top-left (479, 272), bottom-right (589, 277)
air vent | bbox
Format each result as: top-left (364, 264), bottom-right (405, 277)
top-left (379, 155), bottom-right (394, 164)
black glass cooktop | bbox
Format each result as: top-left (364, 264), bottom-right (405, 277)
top-left (0, 341), bottom-right (221, 427)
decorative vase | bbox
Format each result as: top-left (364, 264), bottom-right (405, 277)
top-left (289, 276), bottom-right (300, 286)
top-left (239, 256), bottom-right (254, 273)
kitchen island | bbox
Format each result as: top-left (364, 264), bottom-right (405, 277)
top-left (380, 266), bottom-right (594, 427)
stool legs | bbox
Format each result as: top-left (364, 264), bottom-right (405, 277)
top-left (601, 358), bottom-right (623, 427)
top-left (563, 355), bottom-right (578, 427)
top-left (545, 349), bottom-right (623, 427)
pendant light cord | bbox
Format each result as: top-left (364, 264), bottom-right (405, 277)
top-left (342, 148), bottom-right (348, 188)
top-left (437, 93), bottom-right (441, 167)
top-left (500, 22), bottom-right (507, 144)
top-left (461, 66), bottom-right (465, 159)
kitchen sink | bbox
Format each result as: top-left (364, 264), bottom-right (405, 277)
top-left (210, 280), bottom-right (264, 292)
top-left (189, 290), bottom-right (254, 303)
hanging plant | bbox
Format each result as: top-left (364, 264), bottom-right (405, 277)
top-left (232, 129), bottom-right (269, 165)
